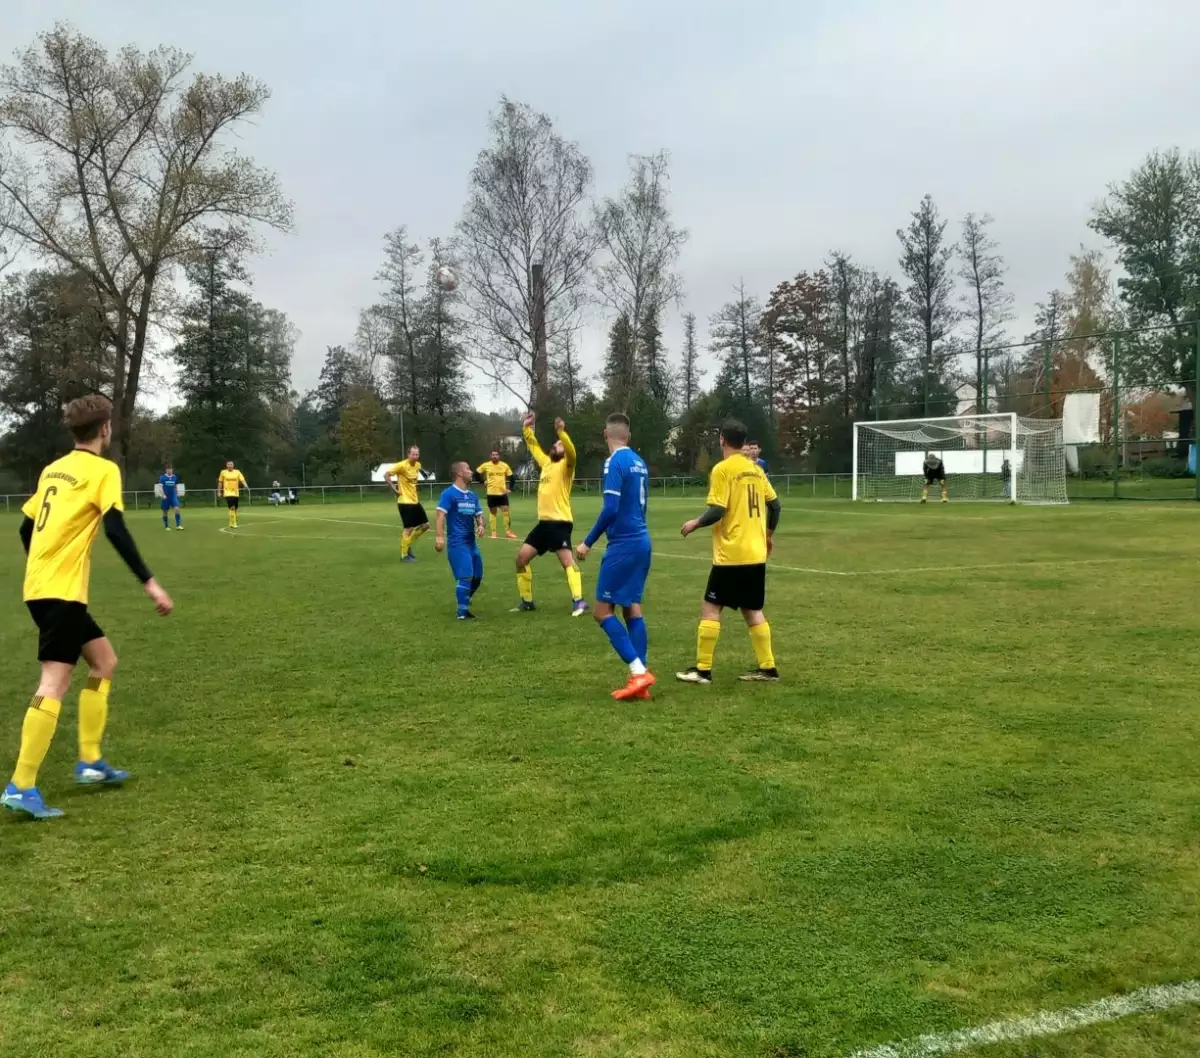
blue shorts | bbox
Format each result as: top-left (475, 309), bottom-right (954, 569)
top-left (448, 544), bottom-right (483, 581)
top-left (161, 495), bottom-right (179, 511)
top-left (596, 539), bottom-right (651, 607)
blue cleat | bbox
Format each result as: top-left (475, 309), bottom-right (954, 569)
top-left (2, 783), bottom-right (63, 820)
top-left (456, 611), bottom-right (478, 621)
top-left (571, 599), bottom-right (590, 617)
top-left (74, 760), bottom-right (129, 787)
top-left (402, 554), bottom-right (417, 564)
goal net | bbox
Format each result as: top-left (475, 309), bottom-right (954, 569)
top-left (852, 413), bottom-right (1068, 504)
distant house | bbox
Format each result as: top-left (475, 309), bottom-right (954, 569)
top-left (954, 383), bottom-right (1000, 417)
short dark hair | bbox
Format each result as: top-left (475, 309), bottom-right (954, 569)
top-left (720, 419), bottom-right (747, 450)
top-left (606, 412), bottom-right (630, 428)
top-left (64, 394), bottom-right (112, 442)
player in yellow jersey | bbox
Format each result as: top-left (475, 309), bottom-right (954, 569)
top-left (513, 413), bottom-right (587, 616)
top-left (217, 461), bottom-right (249, 529)
top-left (2, 395), bottom-right (173, 821)
top-left (386, 445), bottom-right (430, 562)
top-left (676, 419), bottom-right (781, 684)
top-left (475, 450), bottom-right (517, 539)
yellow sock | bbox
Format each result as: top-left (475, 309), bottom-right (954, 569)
top-left (400, 530), bottom-right (412, 558)
top-left (79, 677), bottom-right (111, 764)
top-left (489, 511), bottom-right (497, 534)
top-left (503, 510), bottom-right (512, 532)
top-left (232, 509), bottom-right (238, 527)
top-left (921, 485), bottom-right (929, 501)
top-left (697, 619), bottom-right (721, 672)
top-left (565, 565), bottom-right (582, 601)
top-left (749, 622), bottom-right (776, 670)
top-left (517, 567), bottom-right (533, 603)
top-left (12, 696), bottom-right (61, 789)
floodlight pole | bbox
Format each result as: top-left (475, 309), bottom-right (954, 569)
top-left (1009, 412), bottom-right (1019, 502)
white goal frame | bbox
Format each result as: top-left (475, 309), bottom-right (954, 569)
top-left (852, 412), bottom-right (1067, 504)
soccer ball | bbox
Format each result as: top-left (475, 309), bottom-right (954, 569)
top-left (436, 266), bottom-right (457, 292)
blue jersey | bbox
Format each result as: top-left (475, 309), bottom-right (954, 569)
top-left (436, 485), bottom-right (481, 548)
top-left (586, 446), bottom-right (649, 547)
top-left (159, 472), bottom-right (179, 498)
top-left (757, 458), bottom-right (768, 474)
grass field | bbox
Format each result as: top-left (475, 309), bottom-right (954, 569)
top-left (1, 495), bottom-right (1199, 1058)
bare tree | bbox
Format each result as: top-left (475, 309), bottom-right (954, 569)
top-left (376, 226), bottom-right (424, 413)
top-left (680, 311), bottom-right (704, 411)
top-left (594, 151), bottom-right (688, 372)
top-left (354, 305), bottom-right (391, 393)
top-left (456, 98), bottom-right (598, 409)
top-left (959, 212), bottom-right (1013, 412)
top-left (709, 281), bottom-right (763, 404)
top-left (898, 194), bottom-right (959, 415)
top-left (0, 25), bottom-right (292, 465)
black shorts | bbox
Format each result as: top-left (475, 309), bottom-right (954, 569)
top-left (27, 600), bottom-right (105, 664)
top-left (486, 494), bottom-right (509, 511)
top-left (924, 468), bottom-right (945, 483)
top-left (524, 520), bottom-right (573, 556)
top-left (398, 503), bottom-right (429, 530)
top-left (704, 563), bottom-right (767, 612)
top-left (225, 495), bottom-right (240, 509)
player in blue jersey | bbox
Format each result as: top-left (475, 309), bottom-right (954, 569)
top-left (435, 462), bottom-right (486, 621)
top-left (159, 463), bottom-right (183, 530)
top-left (748, 441), bottom-right (768, 475)
top-left (576, 413), bottom-right (654, 700)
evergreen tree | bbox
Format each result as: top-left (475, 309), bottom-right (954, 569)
top-left (173, 251), bottom-right (292, 480)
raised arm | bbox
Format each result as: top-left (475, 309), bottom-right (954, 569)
top-left (555, 418), bottom-right (576, 468)
top-left (523, 424), bottom-right (549, 469)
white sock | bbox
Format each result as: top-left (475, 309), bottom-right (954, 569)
top-left (630, 659), bottom-right (646, 676)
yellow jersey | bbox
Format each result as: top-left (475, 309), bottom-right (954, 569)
top-left (389, 459), bottom-right (422, 504)
top-left (523, 425), bottom-right (576, 523)
top-left (219, 469), bottom-right (247, 497)
top-left (21, 449), bottom-right (124, 604)
top-left (476, 460), bottom-right (513, 497)
top-left (706, 452), bottom-right (777, 566)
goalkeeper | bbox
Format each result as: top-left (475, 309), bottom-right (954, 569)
top-left (921, 452), bottom-right (948, 504)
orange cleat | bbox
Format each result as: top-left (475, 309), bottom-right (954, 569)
top-left (612, 671), bottom-right (656, 701)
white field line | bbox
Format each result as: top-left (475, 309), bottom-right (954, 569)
top-left (652, 552), bottom-right (1139, 578)
top-left (848, 979), bottom-right (1200, 1058)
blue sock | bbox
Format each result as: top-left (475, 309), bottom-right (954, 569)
top-left (175, 512), bottom-right (182, 527)
top-left (162, 513), bottom-right (168, 528)
top-left (627, 616), bottom-right (647, 663)
top-left (455, 579), bottom-right (472, 615)
top-left (600, 615), bottom-right (638, 664)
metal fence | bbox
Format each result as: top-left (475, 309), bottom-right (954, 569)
top-left (0, 474), bottom-right (861, 513)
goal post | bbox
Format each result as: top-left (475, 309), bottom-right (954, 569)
top-left (852, 412), bottom-right (1068, 504)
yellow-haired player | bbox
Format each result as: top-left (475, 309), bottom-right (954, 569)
top-left (386, 446), bottom-right (430, 562)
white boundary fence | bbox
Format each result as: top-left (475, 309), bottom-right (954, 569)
top-left (0, 473), bottom-right (856, 512)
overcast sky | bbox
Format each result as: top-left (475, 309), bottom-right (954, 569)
top-left (4, 0), bottom-right (1199, 410)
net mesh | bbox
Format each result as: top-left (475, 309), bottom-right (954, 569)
top-left (854, 414), bottom-right (1068, 504)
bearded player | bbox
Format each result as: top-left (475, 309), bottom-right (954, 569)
top-left (576, 413), bottom-right (653, 700)
top-left (476, 450), bottom-right (517, 539)
top-left (513, 413), bottom-right (587, 616)
top-left (386, 445), bottom-right (430, 561)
